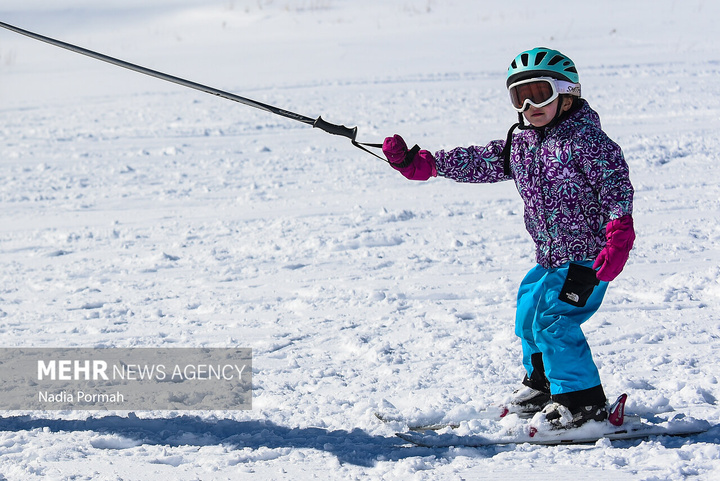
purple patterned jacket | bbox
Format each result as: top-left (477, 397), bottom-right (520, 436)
top-left (434, 100), bottom-right (634, 269)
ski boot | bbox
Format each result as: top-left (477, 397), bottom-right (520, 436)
top-left (536, 401), bottom-right (608, 430)
top-left (508, 386), bottom-right (551, 416)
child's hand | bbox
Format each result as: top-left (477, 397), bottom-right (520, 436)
top-left (592, 215), bottom-right (635, 282)
top-left (382, 134), bottom-right (410, 165)
top-left (382, 134), bottom-right (437, 181)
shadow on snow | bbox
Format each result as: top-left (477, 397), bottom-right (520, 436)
top-left (0, 415), bottom-right (716, 467)
top-left (0, 414), bottom-right (456, 467)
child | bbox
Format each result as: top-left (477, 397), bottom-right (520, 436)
top-left (382, 47), bottom-right (635, 429)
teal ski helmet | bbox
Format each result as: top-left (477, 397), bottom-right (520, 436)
top-left (506, 47), bottom-right (579, 87)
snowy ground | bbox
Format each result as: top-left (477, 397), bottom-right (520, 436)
top-left (0, 0), bottom-right (719, 479)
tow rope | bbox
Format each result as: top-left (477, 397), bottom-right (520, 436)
top-left (0, 21), bottom-right (384, 159)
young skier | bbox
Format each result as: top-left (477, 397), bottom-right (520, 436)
top-left (382, 47), bottom-right (635, 429)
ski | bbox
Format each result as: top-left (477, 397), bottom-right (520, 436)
top-left (373, 403), bottom-right (531, 432)
top-left (396, 416), bottom-right (711, 447)
top-left (389, 393), bottom-right (711, 447)
top-left (374, 412), bottom-right (460, 431)
top-left (375, 401), bottom-right (557, 431)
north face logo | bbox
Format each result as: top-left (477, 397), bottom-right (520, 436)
top-left (565, 292), bottom-right (580, 303)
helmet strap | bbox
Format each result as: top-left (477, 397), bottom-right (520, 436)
top-left (543, 95), bottom-right (576, 130)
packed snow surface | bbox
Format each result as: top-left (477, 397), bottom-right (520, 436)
top-left (1, 0), bottom-right (719, 479)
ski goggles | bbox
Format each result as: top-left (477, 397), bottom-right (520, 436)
top-left (508, 77), bottom-right (581, 112)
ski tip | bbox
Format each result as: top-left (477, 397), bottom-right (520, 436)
top-left (608, 393), bottom-right (628, 427)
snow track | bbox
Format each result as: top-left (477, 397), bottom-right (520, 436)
top-left (1, 0), bottom-right (719, 479)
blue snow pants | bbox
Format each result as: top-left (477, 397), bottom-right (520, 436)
top-left (515, 260), bottom-right (608, 395)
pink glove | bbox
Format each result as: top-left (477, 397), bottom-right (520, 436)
top-left (382, 134), bottom-right (437, 181)
top-left (593, 215), bottom-right (635, 282)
